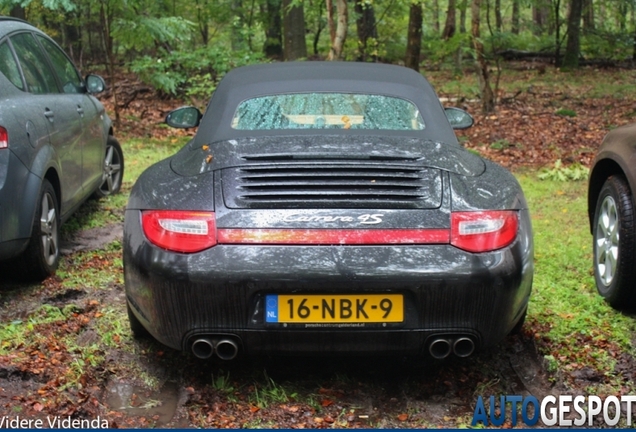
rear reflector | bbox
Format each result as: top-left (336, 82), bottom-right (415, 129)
top-left (451, 211), bottom-right (518, 252)
top-left (142, 210), bottom-right (217, 253)
top-left (0, 126), bottom-right (7, 149)
top-left (217, 228), bottom-right (450, 245)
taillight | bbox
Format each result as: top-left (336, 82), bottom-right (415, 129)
top-left (141, 210), bottom-right (217, 253)
top-left (451, 211), bottom-right (518, 252)
top-left (0, 126), bottom-right (8, 149)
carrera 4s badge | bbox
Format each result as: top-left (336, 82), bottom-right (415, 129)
top-left (282, 213), bottom-right (385, 225)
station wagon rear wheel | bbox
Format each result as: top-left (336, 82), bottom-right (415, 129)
top-left (19, 180), bottom-right (60, 281)
top-left (593, 175), bottom-right (636, 309)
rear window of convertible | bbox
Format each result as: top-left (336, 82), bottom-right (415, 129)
top-left (232, 93), bottom-right (425, 131)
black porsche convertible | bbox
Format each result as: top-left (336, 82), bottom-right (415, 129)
top-left (123, 62), bottom-right (533, 360)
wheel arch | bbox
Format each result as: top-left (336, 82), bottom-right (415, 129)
top-left (588, 159), bottom-right (627, 233)
top-left (43, 167), bottom-right (62, 214)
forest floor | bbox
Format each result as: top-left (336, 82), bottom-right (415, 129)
top-left (1, 63), bottom-right (636, 428)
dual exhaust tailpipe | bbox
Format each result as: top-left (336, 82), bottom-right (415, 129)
top-left (428, 336), bottom-right (475, 359)
top-left (191, 337), bottom-right (239, 360)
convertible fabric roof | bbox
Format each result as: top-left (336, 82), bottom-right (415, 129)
top-left (194, 61), bottom-right (458, 145)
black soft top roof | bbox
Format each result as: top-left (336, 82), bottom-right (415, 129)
top-left (193, 61), bottom-right (459, 145)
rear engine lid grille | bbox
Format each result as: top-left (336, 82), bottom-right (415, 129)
top-left (222, 162), bottom-right (443, 209)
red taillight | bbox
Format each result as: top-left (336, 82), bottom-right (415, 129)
top-left (451, 211), bottom-right (518, 252)
top-left (217, 228), bottom-right (450, 245)
top-left (141, 210), bottom-right (217, 253)
top-left (0, 126), bottom-right (8, 149)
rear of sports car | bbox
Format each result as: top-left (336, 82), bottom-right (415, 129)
top-left (124, 136), bottom-right (533, 360)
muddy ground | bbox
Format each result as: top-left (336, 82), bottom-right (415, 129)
top-left (1, 224), bottom-right (616, 429)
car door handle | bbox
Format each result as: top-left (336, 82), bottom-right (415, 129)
top-left (44, 109), bottom-right (54, 121)
top-left (77, 106), bottom-right (84, 116)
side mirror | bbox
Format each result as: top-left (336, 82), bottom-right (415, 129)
top-left (445, 107), bottom-right (474, 130)
top-left (85, 74), bottom-right (106, 94)
top-left (166, 106), bottom-right (202, 129)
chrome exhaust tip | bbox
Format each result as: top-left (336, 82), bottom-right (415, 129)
top-left (215, 338), bottom-right (239, 361)
top-left (453, 337), bottom-right (475, 358)
top-left (429, 338), bottom-right (452, 359)
top-left (191, 338), bottom-right (215, 359)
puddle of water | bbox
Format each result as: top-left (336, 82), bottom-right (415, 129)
top-left (105, 380), bottom-right (179, 426)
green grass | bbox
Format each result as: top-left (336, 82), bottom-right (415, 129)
top-left (518, 173), bottom-right (636, 376)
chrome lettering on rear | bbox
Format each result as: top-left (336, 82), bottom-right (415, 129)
top-left (282, 213), bottom-right (384, 225)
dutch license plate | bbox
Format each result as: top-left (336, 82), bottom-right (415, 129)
top-left (265, 294), bottom-right (403, 323)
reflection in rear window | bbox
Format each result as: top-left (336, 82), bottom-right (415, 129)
top-left (232, 93), bottom-right (425, 131)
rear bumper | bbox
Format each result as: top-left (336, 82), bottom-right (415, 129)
top-left (124, 209), bottom-right (533, 356)
top-left (0, 150), bottom-right (37, 260)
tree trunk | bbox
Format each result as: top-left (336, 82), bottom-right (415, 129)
top-left (471, 0), bottom-right (495, 113)
top-left (405, 2), bottom-right (423, 71)
top-left (532, 3), bottom-right (549, 35)
top-left (231, 0), bottom-right (246, 51)
top-left (282, 0), bottom-right (308, 60)
top-left (326, 0), bottom-right (336, 47)
top-left (460, 0), bottom-right (467, 32)
top-left (562, 0), bottom-right (583, 68)
top-left (511, 0), bottom-right (519, 34)
top-left (99, 0), bottom-right (119, 126)
top-left (63, 11), bottom-right (81, 65)
top-left (10, 4), bottom-right (26, 19)
top-left (262, 0), bottom-right (283, 58)
top-left (433, 0), bottom-right (440, 33)
top-left (582, 0), bottom-right (594, 30)
top-left (495, 0), bottom-right (502, 31)
top-left (442, 0), bottom-right (457, 40)
top-left (312, 2), bottom-right (325, 56)
top-left (553, 0), bottom-right (563, 65)
top-left (196, 0), bottom-right (210, 45)
top-left (355, 0), bottom-right (378, 61)
top-left (328, 0), bottom-right (348, 60)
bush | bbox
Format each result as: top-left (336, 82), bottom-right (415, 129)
top-left (129, 46), bottom-right (266, 99)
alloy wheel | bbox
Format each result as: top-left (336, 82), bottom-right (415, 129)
top-left (595, 194), bottom-right (619, 286)
top-left (39, 191), bottom-right (59, 267)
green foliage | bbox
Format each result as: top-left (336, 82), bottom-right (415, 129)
top-left (555, 108), bottom-right (576, 117)
top-left (113, 16), bottom-right (195, 51)
top-left (251, 377), bottom-right (297, 408)
top-left (423, 32), bottom-right (471, 65)
top-left (0, 0), bottom-right (75, 12)
top-left (538, 159), bottom-right (589, 182)
top-left (489, 139), bottom-right (518, 150)
top-left (581, 31), bottom-right (634, 61)
top-left (129, 46), bottom-right (266, 97)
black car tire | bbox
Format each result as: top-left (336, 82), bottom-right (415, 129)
top-left (19, 180), bottom-right (60, 281)
top-left (127, 302), bottom-right (150, 339)
top-left (93, 136), bottom-right (124, 198)
top-left (593, 175), bottom-right (636, 309)
top-left (509, 306), bottom-right (527, 335)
